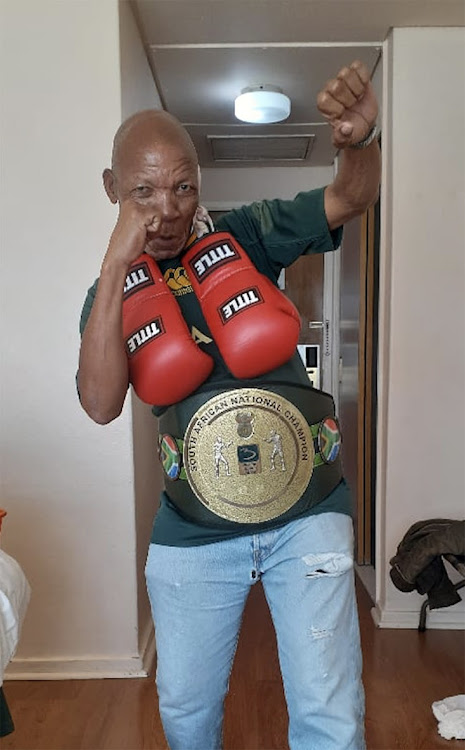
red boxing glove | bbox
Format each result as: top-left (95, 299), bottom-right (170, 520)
top-left (122, 254), bottom-right (213, 405)
top-left (182, 232), bottom-right (301, 378)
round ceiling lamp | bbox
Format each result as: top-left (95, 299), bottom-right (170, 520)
top-left (234, 85), bottom-right (291, 124)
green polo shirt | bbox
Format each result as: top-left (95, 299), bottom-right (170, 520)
top-left (79, 187), bottom-right (352, 546)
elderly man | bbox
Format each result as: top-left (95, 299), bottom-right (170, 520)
top-left (78, 60), bottom-right (380, 750)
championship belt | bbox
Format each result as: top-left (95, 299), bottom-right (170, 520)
top-left (158, 382), bottom-right (343, 529)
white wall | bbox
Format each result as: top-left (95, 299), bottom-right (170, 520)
top-left (119, 0), bottom-right (162, 116)
top-left (0, 0), bottom-right (150, 677)
top-left (201, 165), bottom-right (334, 205)
top-left (374, 28), bottom-right (465, 628)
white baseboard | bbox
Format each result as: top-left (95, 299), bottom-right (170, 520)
top-left (5, 657), bottom-right (148, 680)
top-left (371, 602), bottom-right (465, 630)
top-left (5, 623), bottom-right (156, 681)
top-left (139, 618), bottom-right (156, 675)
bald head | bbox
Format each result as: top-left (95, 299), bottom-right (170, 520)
top-left (111, 110), bottom-right (198, 177)
top-left (103, 110), bottom-right (201, 260)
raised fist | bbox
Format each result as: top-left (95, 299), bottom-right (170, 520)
top-left (105, 200), bottom-right (162, 268)
top-left (317, 60), bottom-right (378, 149)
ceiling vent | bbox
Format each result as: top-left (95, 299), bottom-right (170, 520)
top-left (207, 134), bottom-right (315, 163)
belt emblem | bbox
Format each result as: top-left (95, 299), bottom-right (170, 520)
top-left (183, 388), bottom-right (314, 523)
top-left (159, 434), bottom-right (182, 480)
top-left (318, 417), bottom-right (342, 464)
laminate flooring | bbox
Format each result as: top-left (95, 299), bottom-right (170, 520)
top-left (2, 578), bottom-right (464, 750)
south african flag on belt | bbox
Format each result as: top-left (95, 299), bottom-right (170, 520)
top-left (318, 417), bottom-right (341, 464)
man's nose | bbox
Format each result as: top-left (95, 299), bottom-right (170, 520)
top-left (155, 191), bottom-right (181, 221)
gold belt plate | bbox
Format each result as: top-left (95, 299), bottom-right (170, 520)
top-left (183, 388), bottom-right (314, 523)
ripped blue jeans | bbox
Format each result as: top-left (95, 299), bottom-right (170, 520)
top-left (145, 512), bottom-right (365, 750)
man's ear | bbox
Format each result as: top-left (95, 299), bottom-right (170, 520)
top-left (103, 168), bottom-right (118, 204)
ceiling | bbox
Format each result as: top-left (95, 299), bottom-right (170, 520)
top-left (131, 0), bottom-right (464, 168)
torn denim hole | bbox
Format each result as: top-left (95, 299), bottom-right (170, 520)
top-left (310, 626), bottom-right (334, 642)
top-left (302, 552), bottom-right (353, 578)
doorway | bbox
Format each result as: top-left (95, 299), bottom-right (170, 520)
top-left (339, 195), bottom-right (381, 566)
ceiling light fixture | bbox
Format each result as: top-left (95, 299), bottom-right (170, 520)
top-left (234, 85), bottom-right (291, 124)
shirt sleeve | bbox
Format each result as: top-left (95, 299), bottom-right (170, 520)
top-left (215, 186), bottom-right (343, 281)
top-left (79, 278), bottom-right (99, 336)
top-left (76, 279), bottom-right (99, 399)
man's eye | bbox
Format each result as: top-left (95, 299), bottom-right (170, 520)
top-left (134, 186), bottom-right (150, 196)
top-left (178, 183), bottom-right (193, 193)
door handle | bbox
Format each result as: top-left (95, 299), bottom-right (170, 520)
top-left (309, 321), bottom-right (331, 357)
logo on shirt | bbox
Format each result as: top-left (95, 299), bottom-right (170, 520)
top-left (126, 317), bottom-right (165, 356)
top-left (219, 288), bottom-right (263, 324)
top-left (191, 326), bottom-right (213, 345)
top-left (123, 262), bottom-right (154, 299)
top-left (187, 240), bottom-right (239, 284)
top-left (163, 266), bottom-right (193, 296)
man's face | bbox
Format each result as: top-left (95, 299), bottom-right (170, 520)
top-left (109, 137), bottom-right (200, 260)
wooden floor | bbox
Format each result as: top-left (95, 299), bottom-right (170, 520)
top-left (3, 578), bottom-right (464, 750)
